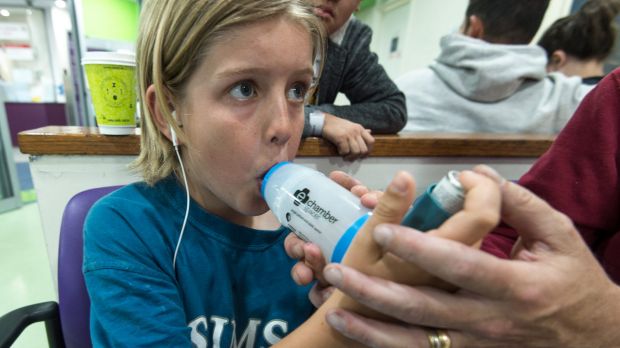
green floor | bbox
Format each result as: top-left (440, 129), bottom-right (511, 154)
top-left (0, 203), bottom-right (56, 347)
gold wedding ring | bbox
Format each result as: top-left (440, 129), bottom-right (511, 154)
top-left (427, 329), bottom-right (451, 348)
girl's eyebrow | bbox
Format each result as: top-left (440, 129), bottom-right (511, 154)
top-left (215, 67), bottom-right (314, 79)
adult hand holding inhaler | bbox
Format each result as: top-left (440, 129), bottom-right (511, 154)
top-left (261, 162), bottom-right (466, 264)
top-left (265, 163), bottom-right (501, 321)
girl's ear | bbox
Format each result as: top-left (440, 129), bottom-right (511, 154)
top-left (146, 84), bottom-right (177, 144)
top-left (547, 50), bottom-right (567, 72)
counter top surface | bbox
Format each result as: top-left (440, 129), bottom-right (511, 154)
top-left (18, 126), bottom-right (555, 157)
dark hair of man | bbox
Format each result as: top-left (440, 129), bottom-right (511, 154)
top-left (465, 0), bottom-right (551, 44)
top-left (538, 0), bottom-right (620, 61)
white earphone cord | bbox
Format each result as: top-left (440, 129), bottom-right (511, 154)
top-left (172, 144), bottom-right (190, 271)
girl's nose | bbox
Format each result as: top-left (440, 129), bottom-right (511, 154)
top-left (267, 96), bottom-right (293, 146)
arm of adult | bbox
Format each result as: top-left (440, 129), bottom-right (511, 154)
top-left (482, 70), bottom-right (620, 264)
top-left (323, 167), bottom-right (620, 348)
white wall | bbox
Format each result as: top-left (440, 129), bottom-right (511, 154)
top-left (534, 0), bottom-right (575, 42)
top-left (49, 6), bottom-right (71, 102)
top-left (357, 0), bottom-right (574, 80)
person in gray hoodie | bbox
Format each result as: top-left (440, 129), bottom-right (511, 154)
top-left (397, 0), bottom-right (593, 133)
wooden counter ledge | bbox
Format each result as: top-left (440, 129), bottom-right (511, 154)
top-left (18, 126), bottom-right (555, 157)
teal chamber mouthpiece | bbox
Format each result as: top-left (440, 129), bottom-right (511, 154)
top-left (262, 162), bottom-right (464, 263)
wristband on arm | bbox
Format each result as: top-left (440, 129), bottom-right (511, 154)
top-left (309, 110), bottom-right (326, 136)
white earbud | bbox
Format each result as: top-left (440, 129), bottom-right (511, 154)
top-left (170, 108), bottom-right (189, 272)
top-left (170, 111), bottom-right (178, 147)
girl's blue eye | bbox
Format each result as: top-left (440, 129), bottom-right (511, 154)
top-left (230, 82), bottom-right (256, 100)
top-left (287, 83), bottom-right (308, 102)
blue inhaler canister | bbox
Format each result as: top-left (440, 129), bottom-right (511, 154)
top-left (401, 170), bottom-right (464, 231)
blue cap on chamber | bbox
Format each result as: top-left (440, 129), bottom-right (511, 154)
top-left (261, 161), bottom-right (291, 198)
top-left (331, 212), bottom-right (371, 263)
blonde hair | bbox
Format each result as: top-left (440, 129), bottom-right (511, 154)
top-left (133, 0), bottom-right (325, 185)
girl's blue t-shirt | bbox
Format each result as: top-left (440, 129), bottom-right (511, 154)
top-left (83, 175), bottom-right (314, 347)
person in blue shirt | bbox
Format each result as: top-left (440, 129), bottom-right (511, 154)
top-left (82, 2), bottom-right (509, 346)
top-left (83, 1), bottom-right (327, 346)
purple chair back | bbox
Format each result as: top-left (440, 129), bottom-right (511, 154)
top-left (58, 186), bottom-right (121, 348)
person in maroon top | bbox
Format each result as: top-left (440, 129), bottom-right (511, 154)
top-left (287, 68), bottom-right (620, 347)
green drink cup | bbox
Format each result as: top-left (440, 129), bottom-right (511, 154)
top-left (82, 52), bottom-right (137, 135)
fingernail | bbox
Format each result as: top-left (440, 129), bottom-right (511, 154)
top-left (374, 225), bottom-right (394, 246)
top-left (389, 172), bottom-right (408, 195)
top-left (324, 266), bottom-right (343, 286)
top-left (532, 241), bottom-right (551, 252)
top-left (293, 243), bottom-right (303, 257)
top-left (475, 165), bottom-right (507, 186)
top-left (326, 311), bottom-right (346, 332)
top-left (323, 287), bottom-right (335, 301)
top-left (291, 268), bottom-right (301, 284)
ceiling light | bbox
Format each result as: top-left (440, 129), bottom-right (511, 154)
top-left (0, 9), bottom-right (10, 17)
top-left (55, 0), bottom-right (67, 9)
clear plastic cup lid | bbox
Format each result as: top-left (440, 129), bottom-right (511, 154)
top-left (81, 51), bottom-right (136, 66)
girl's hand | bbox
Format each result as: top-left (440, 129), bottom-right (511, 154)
top-left (284, 170), bottom-right (381, 307)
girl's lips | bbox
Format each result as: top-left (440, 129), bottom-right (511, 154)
top-left (258, 179), bottom-right (264, 195)
top-left (259, 165), bottom-right (273, 180)
top-left (258, 165), bottom-right (275, 193)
